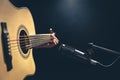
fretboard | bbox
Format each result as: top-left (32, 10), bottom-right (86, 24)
top-left (28, 34), bottom-right (52, 48)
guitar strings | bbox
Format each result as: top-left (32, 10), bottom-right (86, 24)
top-left (9, 35), bottom-right (51, 43)
top-left (10, 38), bottom-right (50, 46)
top-left (9, 36), bottom-right (52, 51)
top-left (9, 36), bottom-right (51, 42)
top-left (10, 40), bottom-right (50, 52)
top-left (18, 34), bottom-right (52, 37)
top-left (10, 39), bottom-right (51, 49)
top-left (8, 34), bottom-right (54, 52)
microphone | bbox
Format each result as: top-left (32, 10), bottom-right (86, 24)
top-left (59, 44), bottom-right (98, 65)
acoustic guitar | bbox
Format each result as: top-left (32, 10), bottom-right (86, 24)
top-left (0, 0), bottom-right (53, 80)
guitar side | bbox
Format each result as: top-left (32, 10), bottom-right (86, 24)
top-left (0, 0), bottom-right (36, 80)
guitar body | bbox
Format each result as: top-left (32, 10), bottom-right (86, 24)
top-left (0, 0), bottom-right (36, 80)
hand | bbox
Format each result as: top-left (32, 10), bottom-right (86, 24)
top-left (38, 33), bottom-right (59, 48)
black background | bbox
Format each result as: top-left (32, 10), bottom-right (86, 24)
top-left (10, 0), bottom-right (120, 80)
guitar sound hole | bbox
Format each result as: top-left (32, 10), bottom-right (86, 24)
top-left (19, 30), bottom-right (30, 54)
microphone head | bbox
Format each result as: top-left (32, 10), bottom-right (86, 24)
top-left (59, 44), bottom-right (75, 54)
top-left (88, 43), bottom-right (94, 46)
top-left (59, 44), bottom-right (81, 60)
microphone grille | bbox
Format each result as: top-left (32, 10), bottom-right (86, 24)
top-left (59, 44), bottom-right (75, 54)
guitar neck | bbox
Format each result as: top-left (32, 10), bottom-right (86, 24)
top-left (28, 34), bottom-right (52, 48)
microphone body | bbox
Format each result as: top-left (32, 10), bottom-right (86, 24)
top-left (59, 44), bottom-right (98, 64)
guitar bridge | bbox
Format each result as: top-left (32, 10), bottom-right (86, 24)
top-left (1, 22), bottom-right (12, 71)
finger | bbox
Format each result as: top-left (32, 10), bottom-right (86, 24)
top-left (54, 40), bottom-right (58, 45)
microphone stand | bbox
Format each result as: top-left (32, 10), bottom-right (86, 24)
top-left (88, 43), bottom-right (120, 55)
top-left (88, 43), bottom-right (120, 67)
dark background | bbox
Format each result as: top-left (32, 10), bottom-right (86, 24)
top-left (11, 0), bottom-right (120, 80)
